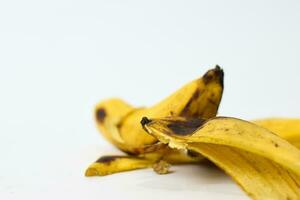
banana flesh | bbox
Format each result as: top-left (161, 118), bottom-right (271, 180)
top-left (142, 116), bottom-right (300, 200)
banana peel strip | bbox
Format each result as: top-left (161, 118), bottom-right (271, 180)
top-left (254, 118), bottom-right (300, 149)
top-left (85, 146), bottom-right (205, 176)
top-left (86, 66), bottom-right (224, 176)
top-left (85, 155), bottom-right (154, 176)
top-left (142, 117), bottom-right (300, 200)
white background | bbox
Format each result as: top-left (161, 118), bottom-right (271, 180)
top-left (1, 1), bottom-right (300, 199)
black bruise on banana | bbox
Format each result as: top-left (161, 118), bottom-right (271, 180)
top-left (96, 108), bottom-right (106, 123)
top-left (166, 118), bottom-right (205, 136)
top-left (96, 155), bottom-right (131, 163)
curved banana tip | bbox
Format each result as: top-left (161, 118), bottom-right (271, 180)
top-left (141, 117), bottom-right (152, 126)
top-left (215, 64), bottom-right (221, 70)
top-left (203, 65), bottom-right (224, 87)
top-left (215, 65), bottom-right (224, 80)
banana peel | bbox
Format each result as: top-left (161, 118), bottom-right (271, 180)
top-left (85, 65), bottom-right (300, 199)
top-left (94, 66), bottom-right (223, 154)
top-left (86, 66), bottom-right (223, 176)
top-left (254, 118), bottom-right (300, 148)
top-left (85, 145), bottom-right (204, 176)
top-left (85, 66), bottom-right (300, 199)
top-left (142, 116), bottom-right (300, 200)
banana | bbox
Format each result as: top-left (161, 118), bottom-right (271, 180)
top-left (253, 118), bottom-right (300, 148)
top-left (85, 66), bottom-right (224, 176)
top-left (85, 146), bottom-right (204, 176)
top-left (94, 66), bottom-right (224, 154)
top-left (86, 64), bottom-right (300, 199)
top-left (85, 155), bottom-right (154, 176)
top-left (142, 116), bottom-right (300, 200)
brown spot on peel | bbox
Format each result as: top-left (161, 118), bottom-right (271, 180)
top-left (96, 155), bottom-right (130, 163)
top-left (203, 65), bottom-right (224, 87)
top-left (208, 97), bottom-right (218, 106)
top-left (180, 66), bottom-right (223, 118)
top-left (192, 89), bottom-right (200, 99)
top-left (96, 108), bottom-right (106, 123)
top-left (167, 118), bottom-right (206, 136)
top-left (203, 73), bottom-right (213, 84)
top-left (180, 89), bottom-right (201, 117)
top-left (271, 140), bottom-right (279, 148)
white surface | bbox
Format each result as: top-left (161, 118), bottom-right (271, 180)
top-left (1, 0), bottom-right (300, 199)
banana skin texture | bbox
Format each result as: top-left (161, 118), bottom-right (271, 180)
top-left (142, 116), bottom-right (300, 200)
top-left (85, 66), bottom-right (224, 176)
top-left (85, 66), bottom-right (300, 199)
top-left (85, 65), bottom-right (300, 200)
top-left (253, 118), bottom-right (300, 148)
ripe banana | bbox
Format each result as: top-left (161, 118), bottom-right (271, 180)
top-left (142, 116), bottom-right (300, 200)
top-left (85, 66), bottom-right (224, 176)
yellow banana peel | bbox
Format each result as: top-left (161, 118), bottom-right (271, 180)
top-left (86, 65), bottom-right (300, 200)
top-left (85, 145), bottom-right (204, 176)
top-left (142, 116), bottom-right (300, 200)
top-left (254, 118), bottom-right (300, 148)
top-left (94, 66), bottom-right (223, 154)
top-left (86, 66), bottom-right (223, 176)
